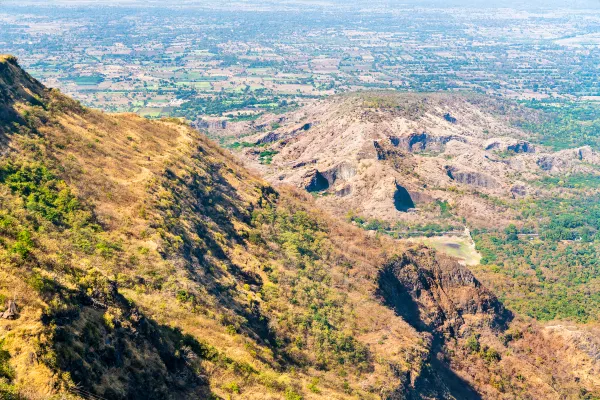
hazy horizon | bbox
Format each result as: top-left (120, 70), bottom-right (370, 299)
top-left (3, 0), bottom-right (600, 9)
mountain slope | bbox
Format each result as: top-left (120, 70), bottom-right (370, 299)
top-left (222, 92), bottom-right (600, 227)
top-left (0, 56), bottom-right (598, 399)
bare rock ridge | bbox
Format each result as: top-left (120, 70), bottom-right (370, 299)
top-left (303, 168), bottom-right (329, 191)
top-left (445, 166), bottom-right (499, 189)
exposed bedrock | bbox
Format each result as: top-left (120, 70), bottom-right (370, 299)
top-left (374, 141), bottom-right (409, 161)
top-left (485, 139), bottom-right (535, 153)
top-left (445, 166), bottom-right (499, 188)
top-left (377, 250), bottom-right (511, 335)
top-left (321, 161), bottom-right (357, 183)
top-left (537, 146), bottom-right (600, 172)
top-left (576, 146), bottom-right (596, 161)
top-left (335, 184), bottom-right (352, 197)
top-left (301, 162), bottom-right (357, 192)
top-left (255, 131), bottom-right (280, 145)
top-left (536, 156), bottom-right (556, 171)
top-left (443, 112), bottom-right (457, 124)
top-left (302, 169), bottom-right (329, 192)
top-left (510, 184), bottom-right (527, 197)
top-left (390, 132), bottom-right (466, 153)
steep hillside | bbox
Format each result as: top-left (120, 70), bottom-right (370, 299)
top-left (0, 56), bottom-right (599, 400)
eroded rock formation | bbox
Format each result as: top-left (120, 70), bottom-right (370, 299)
top-left (446, 166), bottom-right (499, 188)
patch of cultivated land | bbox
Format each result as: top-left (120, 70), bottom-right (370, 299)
top-left (405, 234), bottom-right (482, 266)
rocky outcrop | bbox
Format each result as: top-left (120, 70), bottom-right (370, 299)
top-left (565, 146), bottom-right (600, 165)
top-left (301, 162), bottom-right (357, 193)
top-left (378, 249), bottom-right (510, 335)
top-left (537, 155), bottom-right (557, 171)
top-left (536, 146), bottom-right (600, 172)
top-left (374, 141), bottom-right (408, 161)
top-left (255, 131), bottom-right (280, 145)
top-left (485, 138), bottom-right (535, 153)
top-left (255, 121), bottom-right (315, 145)
top-left (392, 132), bottom-right (466, 153)
top-left (510, 184), bottom-right (527, 197)
top-left (378, 249), bottom-right (512, 400)
top-left (575, 146), bottom-right (597, 162)
top-left (291, 159), bottom-right (317, 169)
top-left (0, 299), bottom-right (17, 319)
top-left (443, 113), bottom-right (457, 124)
top-left (192, 119), bottom-right (227, 130)
top-left (508, 141), bottom-right (534, 153)
top-left (321, 161), bottom-right (356, 183)
top-left (445, 166), bottom-right (499, 188)
top-left (335, 184), bottom-right (352, 197)
top-left (302, 169), bottom-right (329, 192)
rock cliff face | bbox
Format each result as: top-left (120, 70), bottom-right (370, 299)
top-left (302, 168), bottom-right (330, 191)
top-left (378, 248), bottom-right (510, 336)
top-left (484, 138), bottom-right (535, 154)
top-left (394, 132), bottom-right (466, 153)
top-left (321, 161), bottom-right (357, 184)
top-left (445, 166), bottom-right (499, 188)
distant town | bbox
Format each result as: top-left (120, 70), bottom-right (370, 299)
top-left (2, 2), bottom-right (600, 123)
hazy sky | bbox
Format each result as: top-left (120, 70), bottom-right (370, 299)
top-left (3, 0), bottom-right (600, 8)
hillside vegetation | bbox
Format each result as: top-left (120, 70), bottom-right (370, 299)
top-left (0, 56), bottom-right (599, 400)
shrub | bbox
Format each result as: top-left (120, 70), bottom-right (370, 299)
top-left (481, 347), bottom-right (501, 363)
top-left (466, 335), bottom-right (480, 353)
top-left (308, 378), bottom-right (321, 394)
top-left (285, 388), bottom-right (302, 400)
top-left (223, 381), bottom-right (240, 394)
top-left (10, 229), bottom-right (33, 259)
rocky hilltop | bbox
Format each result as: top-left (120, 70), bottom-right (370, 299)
top-left (223, 92), bottom-right (600, 228)
top-left (0, 57), bottom-right (599, 399)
